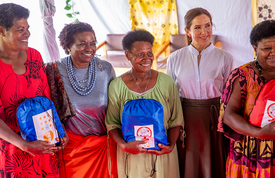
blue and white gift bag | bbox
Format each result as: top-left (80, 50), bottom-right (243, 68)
top-left (122, 98), bottom-right (169, 150)
top-left (16, 96), bottom-right (65, 144)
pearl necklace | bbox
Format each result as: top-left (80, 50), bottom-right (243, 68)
top-left (66, 56), bottom-right (97, 96)
top-left (255, 60), bottom-right (268, 84)
top-left (131, 70), bottom-right (151, 93)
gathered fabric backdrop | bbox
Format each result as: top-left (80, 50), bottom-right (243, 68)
top-left (39, 0), bottom-right (60, 62)
top-left (64, 0), bottom-right (254, 68)
top-left (129, 0), bottom-right (179, 54)
top-left (0, 0), bottom-right (255, 68)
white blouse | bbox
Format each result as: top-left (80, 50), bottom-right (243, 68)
top-left (166, 44), bottom-right (234, 99)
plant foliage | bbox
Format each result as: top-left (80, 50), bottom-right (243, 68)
top-left (64, 0), bottom-right (80, 23)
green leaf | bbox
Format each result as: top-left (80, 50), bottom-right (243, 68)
top-left (75, 19), bottom-right (79, 22)
top-left (75, 11), bottom-right (80, 14)
top-left (66, 0), bottom-right (71, 5)
top-left (66, 14), bottom-right (73, 18)
top-left (64, 5), bottom-right (71, 10)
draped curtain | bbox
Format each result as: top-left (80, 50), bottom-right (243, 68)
top-left (251, 0), bottom-right (257, 26)
top-left (129, 0), bottom-right (179, 53)
top-left (1, 0), bottom-right (254, 67)
top-left (39, 0), bottom-right (60, 62)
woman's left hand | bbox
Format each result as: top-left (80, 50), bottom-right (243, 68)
top-left (50, 131), bottom-right (69, 151)
top-left (147, 143), bottom-right (174, 155)
top-left (147, 126), bottom-right (182, 155)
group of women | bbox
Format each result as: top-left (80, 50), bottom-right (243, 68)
top-left (0, 2), bottom-right (275, 178)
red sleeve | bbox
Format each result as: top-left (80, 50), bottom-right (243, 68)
top-left (27, 47), bottom-right (51, 99)
top-left (0, 100), bottom-right (3, 113)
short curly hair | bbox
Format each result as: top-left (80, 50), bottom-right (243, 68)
top-left (250, 20), bottom-right (275, 47)
top-left (58, 22), bottom-right (96, 55)
top-left (0, 3), bottom-right (29, 31)
top-left (122, 29), bottom-right (154, 51)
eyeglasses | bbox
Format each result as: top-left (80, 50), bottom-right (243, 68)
top-left (129, 51), bottom-right (154, 60)
top-left (137, 52), bottom-right (154, 58)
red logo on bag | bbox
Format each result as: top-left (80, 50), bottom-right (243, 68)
top-left (267, 103), bottom-right (275, 122)
top-left (137, 126), bottom-right (152, 140)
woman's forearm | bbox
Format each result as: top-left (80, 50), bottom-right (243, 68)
top-left (223, 77), bottom-right (266, 139)
top-left (109, 128), bottom-right (127, 150)
top-left (0, 119), bottom-right (27, 150)
top-left (224, 110), bottom-right (275, 140)
top-left (167, 126), bottom-right (181, 147)
top-left (224, 111), bottom-right (261, 138)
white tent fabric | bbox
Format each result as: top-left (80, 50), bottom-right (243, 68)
top-left (86, 0), bottom-right (131, 34)
top-left (0, 0), bottom-right (253, 67)
top-left (68, 0), bottom-right (253, 68)
top-left (39, 0), bottom-right (60, 62)
top-left (52, 0), bottom-right (131, 59)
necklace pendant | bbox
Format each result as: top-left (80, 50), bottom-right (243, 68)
top-left (131, 70), bottom-right (152, 93)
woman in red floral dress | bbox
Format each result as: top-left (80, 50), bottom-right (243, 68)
top-left (0, 3), bottom-right (67, 177)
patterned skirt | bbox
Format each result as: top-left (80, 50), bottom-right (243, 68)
top-left (226, 136), bottom-right (275, 178)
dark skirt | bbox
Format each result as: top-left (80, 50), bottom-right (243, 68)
top-left (177, 97), bottom-right (226, 178)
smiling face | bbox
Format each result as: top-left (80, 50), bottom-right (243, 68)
top-left (126, 41), bottom-right (154, 74)
top-left (185, 14), bottom-right (212, 52)
top-left (69, 31), bottom-right (96, 68)
top-left (1, 18), bottom-right (30, 51)
top-left (254, 36), bottom-right (275, 70)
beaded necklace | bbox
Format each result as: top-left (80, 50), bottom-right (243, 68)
top-left (66, 56), bottom-right (97, 96)
top-left (255, 60), bottom-right (268, 84)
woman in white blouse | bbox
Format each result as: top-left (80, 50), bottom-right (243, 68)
top-left (166, 7), bottom-right (234, 178)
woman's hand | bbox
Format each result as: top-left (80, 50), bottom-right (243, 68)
top-left (110, 129), bottom-right (149, 155)
top-left (49, 124), bottom-right (69, 151)
top-left (258, 122), bottom-right (275, 140)
top-left (146, 126), bottom-right (181, 155)
top-left (22, 140), bottom-right (56, 156)
top-left (120, 140), bottom-right (148, 155)
top-left (57, 135), bottom-right (69, 147)
top-left (147, 143), bottom-right (174, 155)
top-left (51, 131), bottom-right (69, 150)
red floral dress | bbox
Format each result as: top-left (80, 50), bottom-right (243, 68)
top-left (0, 48), bottom-right (59, 178)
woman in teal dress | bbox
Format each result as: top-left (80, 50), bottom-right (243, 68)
top-left (105, 29), bottom-right (184, 178)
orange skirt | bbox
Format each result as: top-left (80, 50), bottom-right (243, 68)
top-left (59, 132), bottom-right (117, 178)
